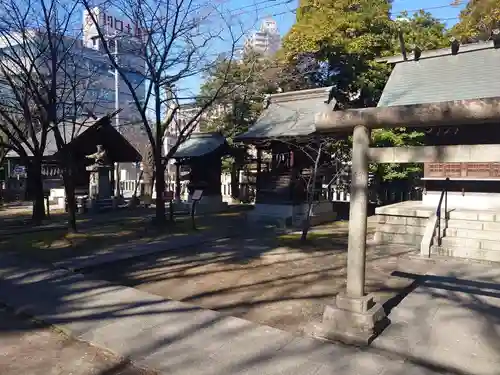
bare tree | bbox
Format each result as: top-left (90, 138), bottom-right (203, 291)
top-left (82, 0), bottom-right (253, 224)
top-left (0, 0), bottom-right (111, 229)
top-left (265, 135), bottom-right (350, 241)
top-left (294, 136), bottom-right (350, 241)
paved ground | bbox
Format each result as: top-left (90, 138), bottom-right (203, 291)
top-left (1, 249), bottom-right (500, 374)
top-left (0, 305), bottom-right (157, 375)
top-left (84, 232), bottom-right (425, 334)
top-left (373, 257), bottom-right (500, 375)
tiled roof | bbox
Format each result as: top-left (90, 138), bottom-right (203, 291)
top-left (378, 42), bottom-right (500, 107)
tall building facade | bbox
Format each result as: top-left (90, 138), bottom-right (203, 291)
top-left (82, 7), bottom-right (150, 184)
top-left (243, 18), bottom-right (281, 57)
top-left (82, 7), bottom-right (147, 126)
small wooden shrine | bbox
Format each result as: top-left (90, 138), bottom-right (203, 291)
top-left (235, 87), bottom-right (338, 226)
top-left (173, 132), bottom-right (230, 212)
top-left (3, 114), bottom-right (141, 201)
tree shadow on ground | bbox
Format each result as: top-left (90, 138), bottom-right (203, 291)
top-left (369, 263), bottom-right (500, 374)
top-left (79, 225), bottom-right (415, 333)
top-left (0, 209), bottom-right (252, 264)
top-left (1, 251), bottom-right (500, 375)
top-left (97, 358), bottom-right (159, 375)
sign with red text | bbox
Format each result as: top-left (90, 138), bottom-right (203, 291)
top-left (83, 7), bottom-right (147, 40)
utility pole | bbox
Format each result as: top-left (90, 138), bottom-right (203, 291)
top-left (113, 34), bottom-right (121, 198)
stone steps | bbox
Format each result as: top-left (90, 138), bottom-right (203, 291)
top-left (446, 218), bottom-right (500, 231)
top-left (434, 211), bottom-right (500, 262)
top-left (373, 202), bottom-right (500, 262)
top-left (447, 210), bottom-right (498, 222)
top-left (432, 245), bottom-right (500, 262)
top-left (443, 227), bottom-right (500, 241)
top-left (440, 236), bottom-right (500, 251)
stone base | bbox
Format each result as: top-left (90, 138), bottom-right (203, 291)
top-left (87, 198), bottom-right (114, 213)
top-left (312, 293), bottom-right (387, 345)
top-left (177, 195), bottom-right (228, 214)
top-left (248, 201), bottom-right (337, 228)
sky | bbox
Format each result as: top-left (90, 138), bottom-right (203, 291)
top-left (180, 0), bottom-right (468, 97)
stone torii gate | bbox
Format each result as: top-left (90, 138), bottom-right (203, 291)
top-left (312, 97), bottom-right (500, 344)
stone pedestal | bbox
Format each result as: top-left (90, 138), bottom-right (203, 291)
top-left (314, 293), bottom-right (387, 345)
top-left (86, 165), bottom-right (113, 200)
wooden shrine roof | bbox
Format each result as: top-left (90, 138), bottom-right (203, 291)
top-left (6, 114), bottom-right (142, 162)
top-left (234, 87), bottom-right (335, 141)
top-left (173, 132), bottom-right (228, 159)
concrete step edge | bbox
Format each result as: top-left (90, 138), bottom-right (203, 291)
top-left (443, 229), bottom-right (500, 240)
top-left (440, 237), bottom-right (500, 251)
top-left (446, 214), bottom-right (498, 222)
top-left (431, 245), bottom-right (500, 262)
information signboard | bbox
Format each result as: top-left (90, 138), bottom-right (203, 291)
top-left (192, 190), bottom-right (203, 201)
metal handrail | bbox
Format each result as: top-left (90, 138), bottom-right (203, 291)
top-left (436, 177), bottom-right (450, 246)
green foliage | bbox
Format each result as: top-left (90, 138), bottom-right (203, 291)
top-left (370, 128), bottom-right (424, 182)
top-left (281, 2), bottom-right (448, 181)
top-left (198, 55), bottom-right (279, 142)
top-left (393, 10), bottom-right (450, 52)
top-left (283, 0), bottom-right (394, 107)
top-left (451, 0), bottom-right (500, 43)
top-left (200, 3), bottom-right (450, 182)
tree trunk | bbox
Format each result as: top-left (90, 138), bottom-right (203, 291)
top-left (154, 151), bottom-right (166, 225)
top-left (62, 162), bottom-right (77, 233)
top-left (132, 170), bottom-right (143, 197)
top-left (28, 160), bottom-right (46, 225)
top-left (301, 147), bottom-right (322, 242)
top-left (300, 204), bottom-right (313, 242)
top-left (230, 161), bottom-right (240, 201)
top-left (143, 151), bottom-right (154, 206)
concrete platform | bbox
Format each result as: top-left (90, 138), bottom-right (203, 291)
top-left (373, 257), bottom-right (500, 375)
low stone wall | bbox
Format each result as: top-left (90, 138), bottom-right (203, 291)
top-left (373, 201), bottom-right (432, 248)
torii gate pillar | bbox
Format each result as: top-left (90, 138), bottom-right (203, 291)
top-left (315, 125), bottom-right (387, 344)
